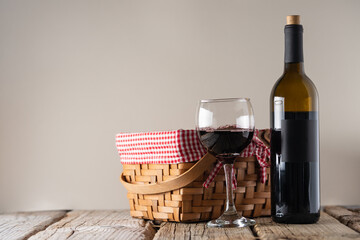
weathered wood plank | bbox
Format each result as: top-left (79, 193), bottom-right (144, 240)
top-left (254, 212), bottom-right (360, 239)
top-left (28, 210), bottom-right (156, 240)
top-left (0, 210), bottom-right (67, 240)
top-left (324, 206), bottom-right (356, 219)
top-left (325, 206), bottom-right (360, 233)
top-left (153, 222), bottom-right (255, 240)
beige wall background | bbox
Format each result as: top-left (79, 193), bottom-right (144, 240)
top-left (0, 0), bottom-right (359, 212)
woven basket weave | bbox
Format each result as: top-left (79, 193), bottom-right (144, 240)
top-left (120, 130), bottom-right (271, 222)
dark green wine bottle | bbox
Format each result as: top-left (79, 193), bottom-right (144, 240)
top-left (270, 15), bottom-right (320, 224)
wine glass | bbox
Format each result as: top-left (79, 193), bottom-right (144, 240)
top-left (196, 98), bottom-right (256, 228)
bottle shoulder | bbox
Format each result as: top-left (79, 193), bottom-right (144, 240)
top-left (270, 72), bottom-right (318, 112)
top-left (272, 72), bottom-right (318, 97)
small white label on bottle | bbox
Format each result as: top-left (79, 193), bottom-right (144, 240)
top-left (274, 97), bottom-right (285, 130)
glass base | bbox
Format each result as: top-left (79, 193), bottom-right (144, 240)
top-left (206, 213), bottom-right (256, 228)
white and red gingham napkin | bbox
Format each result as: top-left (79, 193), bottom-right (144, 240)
top-left (116, 129), bottom-right (270, 187)
top-left (116, 130), bottom-right (206, 164)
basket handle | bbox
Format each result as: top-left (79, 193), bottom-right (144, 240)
top-left (119, 152), bottom-right (217, 194)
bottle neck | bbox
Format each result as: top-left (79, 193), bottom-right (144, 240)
top-left (284, 62), bottom-right (304, 73)
top-left (284, 24), bottom-right (304, 70)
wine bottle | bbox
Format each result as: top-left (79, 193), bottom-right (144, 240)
top-left (270, 15), bottom-right (320, 224)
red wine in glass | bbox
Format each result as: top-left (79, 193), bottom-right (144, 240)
top-left (199, 128), bottom-right (254, 164)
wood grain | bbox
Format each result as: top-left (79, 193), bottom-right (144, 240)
top-left (325, 206), bottom-right (360, 233)
top-left (29, 210), bottom-right (156, 240)
top-left (2, 207), bottom-right (360, 240)
top-left (254, 212), bottom-right (360, 239)
top-left (153, 222), bottom-right (255, 240)
top-left (0, 210), bottom-right (67, 240)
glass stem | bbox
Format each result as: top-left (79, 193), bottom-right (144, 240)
top-left (223, 163), bottom-right (237, 215)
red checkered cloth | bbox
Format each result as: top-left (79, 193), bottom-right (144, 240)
top-left (116, 129), bottom-right (270, 188)
top-left (116, 130), bottom-right (206, 164)
top-left (202, 129), bottom-right (270, 189)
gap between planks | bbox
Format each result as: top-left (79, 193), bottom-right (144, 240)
top-left (324, 206), bottom-right (360, 233)
top-left (24, 211), bottom-right (70, 240)
top-left (0, 210), bottom-right (69, 240)
top-left (28, 210), bottom-right (156, 240)
top-left (253, 211), bottom-right (360, 239)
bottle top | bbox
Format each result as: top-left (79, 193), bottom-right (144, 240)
top-left (286, 15), bottom-right (300, 25)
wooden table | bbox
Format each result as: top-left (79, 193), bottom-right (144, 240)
top-left (1, 206), bottom-right (359, 239)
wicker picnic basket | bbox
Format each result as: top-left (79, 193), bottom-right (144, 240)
top-left (119, 130), bottom-right (271, 223)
